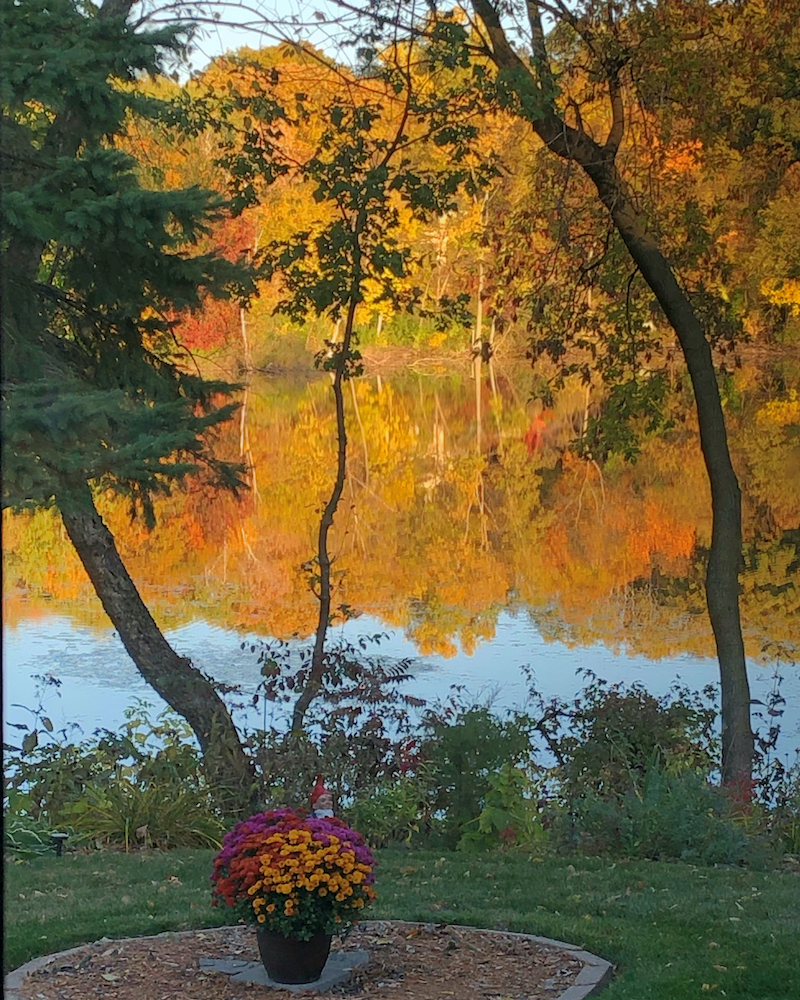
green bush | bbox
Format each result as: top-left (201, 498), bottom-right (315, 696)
top-left (559, 765), bottom-right (751, 864)
top-left (759, 758), bottom-right (800, 856)
top-left (557, 675), bottom-right (719, 800)
top-left (4, 701), bottom-right (208, 826)
top-left (457, 762), bottom-right (550, 853)
top-left (420, 704), bottom-right (534, 848)
top-left (345, 770), bottom-right (436, 847)
top-left (4, 701), bottom-right (221, 850)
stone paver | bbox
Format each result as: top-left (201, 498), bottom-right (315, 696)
top-left (199, 948), bottom-right (370, 992)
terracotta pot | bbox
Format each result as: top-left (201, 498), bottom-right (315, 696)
top-left (255, 927), bottom-right (333, 984)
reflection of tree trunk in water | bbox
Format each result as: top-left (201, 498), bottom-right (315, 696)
top-left (464, 472), bottom-right (489, 550)
top-left (474, 261), bottom-right (484, 454)
top-left (488, 318), bottom-right (499, 403)
top-left (581, 385), bottom-right (591, 447)
top-left (239, 383), bottom-right (259, 505)
top-left (240, 306), bottom-right (251, 372)
top-left (350, 378), bottom-right (370, 490)
top-left (59, 485), bottom-right (256, 815)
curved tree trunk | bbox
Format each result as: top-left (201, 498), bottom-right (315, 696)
top-left (585, 169), bottom-right (754, 785)
top-left (59, 486), bottom-right (257, 815)
top-left (471, 0), bottom-right (754, 785)
top-left (2, 0), bottom-right (258, 816)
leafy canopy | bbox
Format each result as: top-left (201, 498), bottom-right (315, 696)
top-left (1, 0), bottom-right (253, 522)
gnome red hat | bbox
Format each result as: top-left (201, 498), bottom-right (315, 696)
top-left (310, 774), bottom-right (329, 808)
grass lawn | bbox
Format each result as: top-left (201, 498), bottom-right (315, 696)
top-left (4, 848), bottom-right (799, 999)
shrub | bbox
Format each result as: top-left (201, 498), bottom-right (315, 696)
top-left (59, 779), bottom-right (224, 851)
top-left (4, 701), bottom-right (220, 849)
top-left (757, 757), bottom-right (800, 856)
top-left (345, 770), bottom-right (436, 848)
top-left (419, 703), bottom-right (534, 848)
top-left (558, 765), bottom-right (750, 864)
top-left (457, 763), bottom-right (549, 853)
top-left (557, 675), bottom-right (719, 800)
top-left (247, 633), bottom-right (424, 814)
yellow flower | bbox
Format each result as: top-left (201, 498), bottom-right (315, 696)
top-left (266, 903), bottom-right (276, 913)
top-left (257, 914), bottom-right (266, 923)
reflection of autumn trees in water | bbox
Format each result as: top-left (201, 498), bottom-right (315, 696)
top-left (4, 362), bottom-right (798, 662)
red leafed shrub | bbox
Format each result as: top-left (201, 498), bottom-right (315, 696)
top-left (172, 297), bottom-right (240, 350)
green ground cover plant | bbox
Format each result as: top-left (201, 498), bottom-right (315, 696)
top-left (4, 848), bottom-right (799, 999)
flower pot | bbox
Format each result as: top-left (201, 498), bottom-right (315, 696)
top-left (255, 927), bottom-right (333, 984)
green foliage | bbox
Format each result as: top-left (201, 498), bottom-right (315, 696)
top-left (1, 0), bottom-right (252, 519)
top-left (346, 772), bottom-right (436, 848)
top-left (419, 703), bottom-right (533, 848)
top-left (60, 778), bottom-right (223, 851)
top-left (3, 812), bottom-right (69, 860)
top-left (759, 758), bottom-right (800, 856)
top-left (560, 765), bottom-right (751, 864)
top-left (458, 762), bottom-right (549, 853)
top-left (4, 700), bottom-right (222, 849)
top-left (556, 674), bottom-right (719, 801)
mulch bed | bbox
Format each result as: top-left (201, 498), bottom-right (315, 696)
top-left (12, 920), bottom-right (585, 1000)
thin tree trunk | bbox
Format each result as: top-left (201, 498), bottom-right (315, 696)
top-left (290, 212), bottom-right (366, 736)
top-left (289, 312), bottom-right (352, 736)
top-left (59, 486), bottom-right (256, 814)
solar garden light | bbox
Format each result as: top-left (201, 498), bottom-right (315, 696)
top-left (50, 832), bottom-right (68, 857)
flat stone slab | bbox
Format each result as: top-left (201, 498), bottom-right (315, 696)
top-left (198, 949), bottom-right (370, 992)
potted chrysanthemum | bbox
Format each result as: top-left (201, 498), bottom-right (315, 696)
top-left (211, 808), bottom-right (376, 984)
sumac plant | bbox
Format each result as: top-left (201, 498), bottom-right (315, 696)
top-left (242, 633), bottom-right (425, 808)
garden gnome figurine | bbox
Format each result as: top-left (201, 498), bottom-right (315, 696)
top-left (310, 774), bottom-right (334, 817)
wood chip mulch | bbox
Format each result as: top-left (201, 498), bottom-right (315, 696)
top-left (13, 921), bottom-right (585, 1000)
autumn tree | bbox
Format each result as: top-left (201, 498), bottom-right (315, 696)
top-left (337, 0), bottom-right (790, 785)
top-left (1, 0), bottom-right (257, 812)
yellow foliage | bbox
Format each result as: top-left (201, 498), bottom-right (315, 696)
top-left (755, 390), bottom-right (800, 427)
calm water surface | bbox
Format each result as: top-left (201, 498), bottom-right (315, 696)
top-left (4, 365), bottom-right (799, 755)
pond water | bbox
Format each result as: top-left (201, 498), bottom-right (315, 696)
top-left (3, 360), bottom-right (800, 757)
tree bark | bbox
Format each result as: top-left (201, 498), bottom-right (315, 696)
top-left (59, 486), bottom-right (257, 815)
top-left (3, 0), bottom-right (258, 813)
top-left (584, 162), bottom-right (754, 785)
top-left (471, 0), bottom-right (753, 783)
